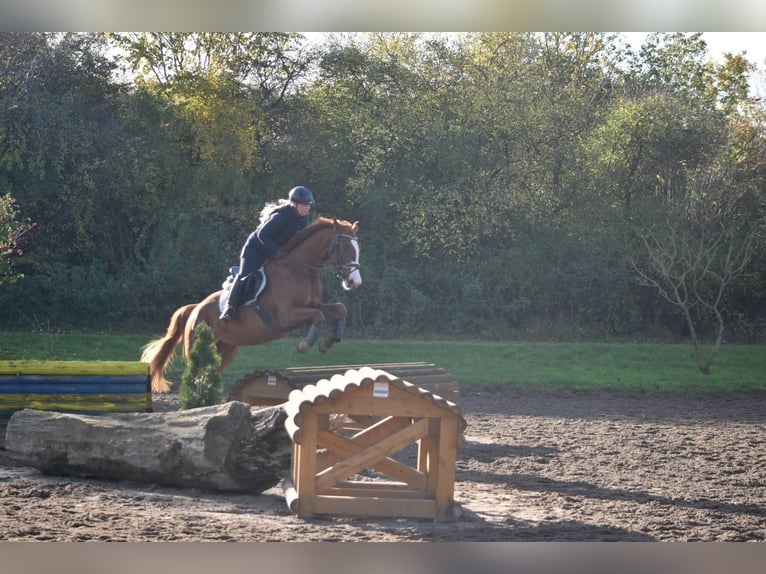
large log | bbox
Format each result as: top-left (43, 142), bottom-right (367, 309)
top-left (4, 401), bottom-right (292, 494)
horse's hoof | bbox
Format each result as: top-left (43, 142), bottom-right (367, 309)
top-left (319, 339), bottom-right (332, 353)
top-left (297, 340), bottom-right (309, 353)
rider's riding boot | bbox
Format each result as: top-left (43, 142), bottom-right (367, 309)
top-left (220, 275), bottom-right (247, 321)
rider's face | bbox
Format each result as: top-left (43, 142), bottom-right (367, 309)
top-left (295, 202), bottom-right (312, 217)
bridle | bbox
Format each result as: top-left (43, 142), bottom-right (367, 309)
top-left (297, 232), bottom-right (360, 278)
top-left (330, 233), bottom-right (360, 279)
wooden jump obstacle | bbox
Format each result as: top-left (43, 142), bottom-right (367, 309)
top-left (228, 362), bottom-right (460, 407)
top-left (0, 360), bottom-right (152, 447)
top-left (282, 367), bottom-right (466, 522)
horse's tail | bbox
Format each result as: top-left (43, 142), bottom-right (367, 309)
top-left (141, 303), bottom-right (197, 393)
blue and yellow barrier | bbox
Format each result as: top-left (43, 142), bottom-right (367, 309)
top-left (0, 361), bottom-right (152, 446)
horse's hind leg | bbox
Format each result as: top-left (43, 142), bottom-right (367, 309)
top-left (216, 341), bottom-right (239, 378)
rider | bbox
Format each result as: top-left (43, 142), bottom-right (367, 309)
top-left (219, 185), bottom-right (316, 321)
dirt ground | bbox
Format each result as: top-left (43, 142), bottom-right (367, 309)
top-left (1, 387), bottom-right (765, 542)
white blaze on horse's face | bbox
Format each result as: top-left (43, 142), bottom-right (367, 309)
top-left (342, 237), bottom-right (362, 290)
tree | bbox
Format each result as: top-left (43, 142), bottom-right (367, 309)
top-left (631, 166), bottom-right (754, 373)
top-left (108, 32), bottom-right (316, 231)
top-left (585, 93), bottom-right (728, 216)
top-left (0, 32), bottom-right (147, 270)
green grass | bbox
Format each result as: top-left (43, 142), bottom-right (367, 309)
top-left (1, 331), bottom-right (764, 393)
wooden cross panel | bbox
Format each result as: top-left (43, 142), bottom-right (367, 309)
top-left (285, 376), bottom-right (460, 522)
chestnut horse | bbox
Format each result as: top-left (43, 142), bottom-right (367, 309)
top-left (141, 217), bottom-right (362, 393)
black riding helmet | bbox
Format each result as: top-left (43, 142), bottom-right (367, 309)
top-left (288, 186), bottom-right (315, 206)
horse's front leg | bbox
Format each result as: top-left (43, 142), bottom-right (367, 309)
top-left (317, 302), bottom-right (347, 353)
top-left (296, 308), bottom-right (328, 353)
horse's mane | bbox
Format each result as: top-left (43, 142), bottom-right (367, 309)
top-left (277, 217), bottom-right (352, 255)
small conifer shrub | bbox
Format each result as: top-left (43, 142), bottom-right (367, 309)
top-left (179, 323), bottom-right (223, 409)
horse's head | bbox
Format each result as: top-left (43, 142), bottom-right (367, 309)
top-left (331, 219), bottom-right (362, 290)
top-left (280, 217), bottom-right (362, 290)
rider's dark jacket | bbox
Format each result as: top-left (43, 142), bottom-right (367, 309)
top-left (239, 204), bottom-right (309, 275)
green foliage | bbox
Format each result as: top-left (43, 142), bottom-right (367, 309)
top-left (0, 32), bottom-right (764, 346)
top-left (179, 323), bottom-right (223, 409)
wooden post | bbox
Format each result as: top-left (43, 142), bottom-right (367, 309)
top-left (435, 416), bottom-right (458, 521)
top-left (295, 409), bottom-right (318, 518)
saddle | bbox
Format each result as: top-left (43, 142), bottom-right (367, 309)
top-left (220, 266), bottom-right (267, 311)
top-left (219, 266), bottom-right (280, 332)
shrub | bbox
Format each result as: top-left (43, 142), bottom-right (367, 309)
top-left (179, 322), bottom-right (223, 409)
